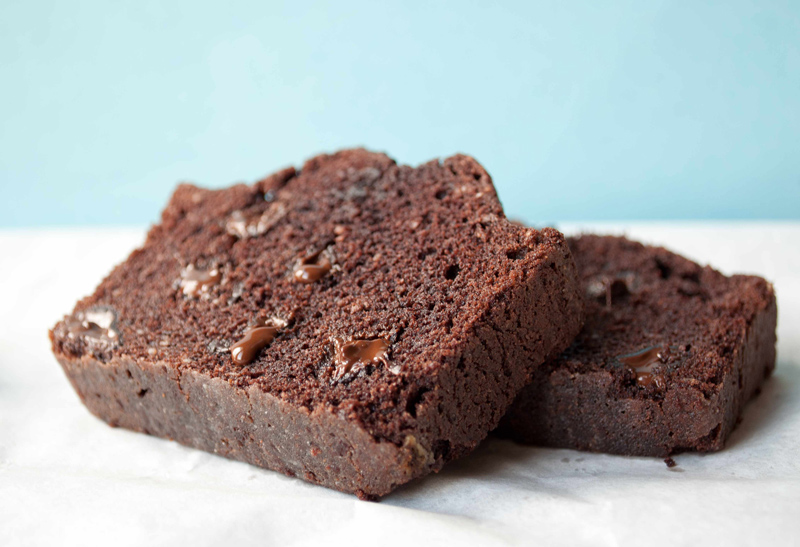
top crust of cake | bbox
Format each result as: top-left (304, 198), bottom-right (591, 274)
top-left (51, 148), bottom-right (583, 453)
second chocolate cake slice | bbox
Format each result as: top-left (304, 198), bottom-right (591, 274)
top-left (498, 235), bottom-right (777, 457)
top-left (50, 149), bottom-right (584, 499)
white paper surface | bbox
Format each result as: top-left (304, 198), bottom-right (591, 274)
top-left (1, 223), bottom-right (799, 547)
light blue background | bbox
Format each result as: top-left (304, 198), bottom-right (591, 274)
top-left (2, 0), bottom-right (799, 227)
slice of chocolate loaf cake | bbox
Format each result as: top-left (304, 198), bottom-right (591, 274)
top-left (497, 235), bottom-right (777, 457)
top-left (50, 149), bottom-right (584, 499)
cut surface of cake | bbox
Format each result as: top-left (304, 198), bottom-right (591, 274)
top-left (50, 149), bottom-right (584, 498)
top-left (498, 234), bottom-right (777, 457)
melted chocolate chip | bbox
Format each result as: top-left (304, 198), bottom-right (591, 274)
top-left (586, 272), bottom-right (637, 307)
top-left (230, 317), bottom-right (286, 366)
top-left (228, 282), bottom-right (245, 305)
top-left (585, 277), bottom-right (607, 300)
top-left (618, 346), bottom-right (662, 368)
top-left (65, 307), bottom-right (121, 349)
top-left (226, 203), bottom-right (287, 239)
top-left (256, 202), bottom-right (287, 234)
top-left (226, 210), bottom-right (250, 238)
top-left (180, 265), bottom-right (221, 297)
top-left (332, 337), bottom-right (391, 380)
top-left (294, 250), bottom-right (332, 284)
top-left (635, 371), bottom-right (666, 389)
top-left (617, 346), bottom-right (668, 389)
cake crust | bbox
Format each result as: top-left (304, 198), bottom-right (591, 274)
top-left (51, 149), bottom-right (584, 497)
top-left (497, 235), bottom-right (777, 457)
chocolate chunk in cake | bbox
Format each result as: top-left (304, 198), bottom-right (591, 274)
top-left (50, 149), bottom-right (584, 498)
top-left (497, 235), bottom-right (777, 457)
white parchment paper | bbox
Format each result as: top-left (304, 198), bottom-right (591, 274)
top-left (1, 223), bottom-right (798, 546)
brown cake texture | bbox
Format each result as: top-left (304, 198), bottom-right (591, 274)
top-left (497, 235), bottom-right (777, 457)
top-left (50, 149), bottom-right (584, 499)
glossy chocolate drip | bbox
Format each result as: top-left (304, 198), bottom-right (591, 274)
top-left (618, 346), bottom-right (667, 389)
top-left (180, 265), bottom-right (221, 297)
top-left (294, 250), bottom-right (332, 284)
top-left (332, 337), bottom-right (390, 379)
top-left (230, 317), bottom-right (286, 366)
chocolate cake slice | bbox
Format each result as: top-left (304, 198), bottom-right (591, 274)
top-left (50, 149), bottom-right (584, 498)
top-left (497, 235), bottom-right (777, 457)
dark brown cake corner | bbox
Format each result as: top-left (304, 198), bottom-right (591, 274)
top-left (50, 148), bottom-right (584, 498)
top-left (497, 234), bottom-right (777, 457)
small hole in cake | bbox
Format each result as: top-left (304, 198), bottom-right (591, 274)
top-left (444, 264), bottom-right (460, 280)
top-left (705, 424), bottom-right (722, 443)
top-left (435, 189), bottom-right (447, 200)
top-left (506, 248), bottom-right (526, 260)
top-left (681, 270), bottom-right (701, 283)
top-left (417, 248), bottom-right (436, 260)
top-left (428, 302), bottom-right (435, 311)
top-left (655, 258), bottom-right (672, 279)
top-left (126, 370), bottom-right (133, 379)
top-left (609, 279), bottom-right (631, 301)
top-left (473, 172), bottom-right (481, 181)
top-left (405, 387), bottom-right (430, 418)
top-left (678, 285), bottom-right (702, 298)
top-left (137, 389), bottom-right (148, 398)
top-left (432, 439), bottom-right (451, 461)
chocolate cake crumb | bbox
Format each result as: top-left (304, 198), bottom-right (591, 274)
top-left (50, 148), bottom-right (584, 498)
top-left (497, 235), bottom-right (777, 457)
